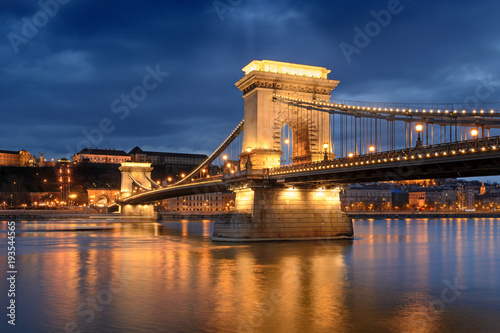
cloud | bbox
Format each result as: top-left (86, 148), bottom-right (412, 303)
top-left (1, 0), bottom-right (500, 166)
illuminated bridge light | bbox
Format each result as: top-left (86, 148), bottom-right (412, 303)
top-left (482, 147), bottom-right (486, 151)
top-left (492, 146), bottom-right (497, 149)
top-left (452, 151), bottom-right (456, 154)
top-left (471, 148), bottom-right (475, 152)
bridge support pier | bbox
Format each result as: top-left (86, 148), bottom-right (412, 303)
top-left (213, 186), bottom-right (353, 242)
top-left (119, 204), bottom-right (155, 217)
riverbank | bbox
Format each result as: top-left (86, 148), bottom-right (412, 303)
top-left (347, 211), bottom-right (500, 219)
top-left (0, 209), bottom-right (122, 221)
top-left (4, 210), bottom-right (499, 221)
top-left (159, 211), bottom-right (500, 221)
top-left (158, 212), bottom-right (233, 220)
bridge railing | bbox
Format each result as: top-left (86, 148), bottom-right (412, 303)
top-left (269, 135), bottom-right (500, 175)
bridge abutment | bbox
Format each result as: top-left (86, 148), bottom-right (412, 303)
top-left (213, 186), bottom-right (353, 242)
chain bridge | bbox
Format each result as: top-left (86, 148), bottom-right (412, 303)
top-left (115, 60), bottom-right (500, 241)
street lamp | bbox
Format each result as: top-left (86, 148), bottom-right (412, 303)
top-left (284, 138), bottom-right (289, 144)
top-left (471, 128), bottom-right (479, 149)
top-left (323, 143), bottom-right (329, 161)
top-left (415, 123), bottom-right (423, 147)
top-left (369, 145), bottom-right (375, 153)
top-left (348, 152), bottom-right (354, 158)
top-left (246, 147), bottom-right (252, 153)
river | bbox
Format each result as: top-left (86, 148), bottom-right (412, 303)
top-left (1, 218), bottom-right (499, 332)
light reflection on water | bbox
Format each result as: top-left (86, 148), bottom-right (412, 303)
top-left (0, 218), bottom-right (499, 332)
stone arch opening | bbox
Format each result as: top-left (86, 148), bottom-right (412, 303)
top-left (280, 124), bottom-right (293, 166)
top-left (97, 195), bottom-right (109, 206)
top-left (273, 108), bottom-right (315, 165)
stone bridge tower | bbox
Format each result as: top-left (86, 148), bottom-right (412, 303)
top-left (119, 162), bottom-right (155, 216)
top-left (213, 60), bottom-right (352, 242)
top-left (235, 60), bottom-right (340, 169)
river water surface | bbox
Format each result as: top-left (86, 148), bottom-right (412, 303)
top-left (0, 218), bottom-right (499, 333)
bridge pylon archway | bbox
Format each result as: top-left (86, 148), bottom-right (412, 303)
top-left (118, 162), bottom-right (155, 216)
top-left (236, 60), bottom-right (339, 170)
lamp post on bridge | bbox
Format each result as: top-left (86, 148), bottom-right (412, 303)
top-left (369, 145), bottom-right (375, 161)
top-left (471, 128), bottom-right (478, 149)
top-left (415, 123), bottom-right (423, 148)
top-left (323, 143), bottom-right (329, 161)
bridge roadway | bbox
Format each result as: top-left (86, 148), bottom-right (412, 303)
top-left (119, 177), bottom-right (227, 205)
top-left (270, 136), bottom-right (500, 183)
top-left (119, 136), bottom-right (500, 204)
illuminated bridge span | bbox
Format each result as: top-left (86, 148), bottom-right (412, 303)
top-left (117, 60), bottom-right (500, 242)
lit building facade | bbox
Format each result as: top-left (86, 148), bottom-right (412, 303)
top-left (456, 185), bottom-right (475, 211)
top-left (341, 189), bottom-right (393, 211)
top-left (0, 149), bottom-right (35, 166)
top-left (409, 189), bottom-right (458, 210)
top-left (73, 148), bottom-right (131, 164)
top-left (163, 192), bottom-right (235, 212)
top-left (129, 146), bottom-right (207, 166)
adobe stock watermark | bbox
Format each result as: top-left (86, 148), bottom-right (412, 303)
top-left (339, 0), bottom-right (413, 64)
top-left (65, 64), bottom-right (169, 159)
top-left (7, 0), bottom-right (72, 54)
top-left (409, 276), bottom-right (466, 326)
top-left (64, 269), bottom-right (132, 333)
top-left (213, 0), bottom-right (244, 21)
top-left (463, 75), bottom-right (500, 110)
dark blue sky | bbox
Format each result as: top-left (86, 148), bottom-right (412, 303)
top-left (2, 0), bottom-right (500, 164)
